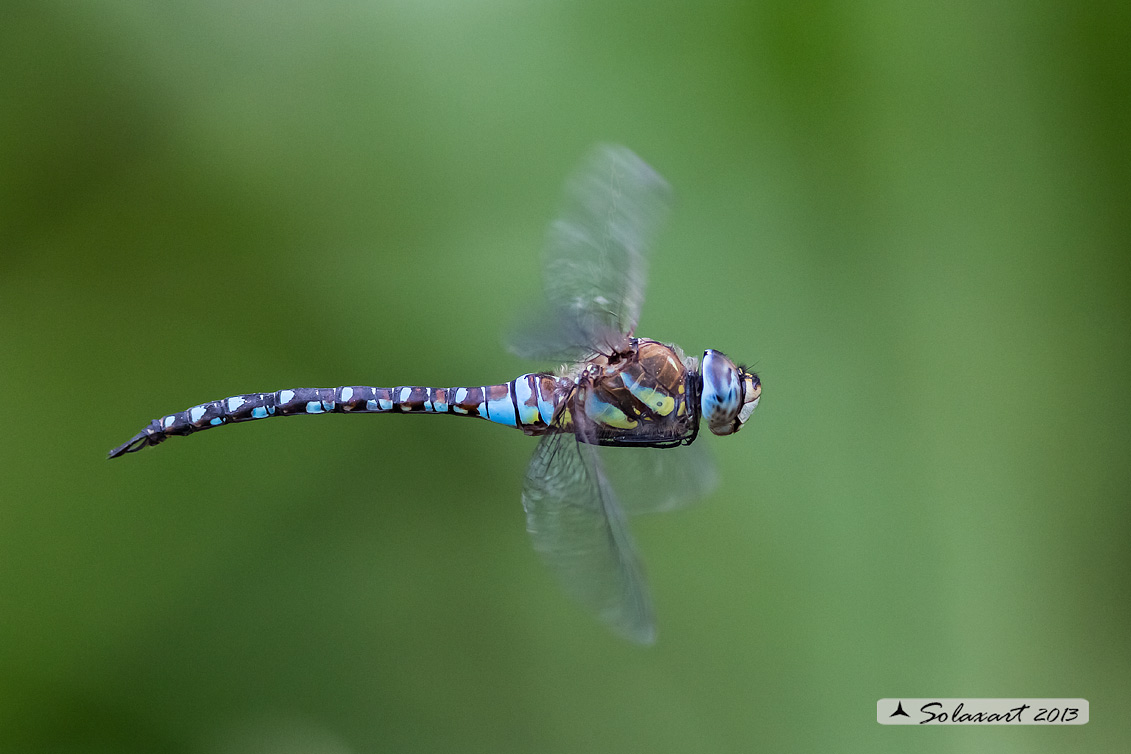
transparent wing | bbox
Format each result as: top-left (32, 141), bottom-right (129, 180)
top-left (509, 145), bottom-right (672, 361)
top-left (599, 440), bottom-right (719, 515)
top-left (521, 429), bottom-right (656, 644)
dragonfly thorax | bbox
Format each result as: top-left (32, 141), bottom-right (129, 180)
top-left (700, 349), bottom-right (761, 436)
top-left (565, 338), bottom-right (699, 447)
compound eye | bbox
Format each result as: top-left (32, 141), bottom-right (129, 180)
top-left (701, 350), bottom-right (742, 436)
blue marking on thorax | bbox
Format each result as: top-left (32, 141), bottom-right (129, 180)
top-left (251, 406), bottom-right (268, 419)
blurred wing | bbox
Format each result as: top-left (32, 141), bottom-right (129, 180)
top-left (521, 430), bottom-right (656, 644)
top-left (510, 145), bottom-right (672, 360)
top-left (599, 440), bottom-right (719, 515)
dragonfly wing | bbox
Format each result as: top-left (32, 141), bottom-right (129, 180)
top-left (521, 430), bottom-right (656, 644)
top-left (599, 441), bottom-right (719, 515)
top-left (509, 145), bottom-right (672, 361)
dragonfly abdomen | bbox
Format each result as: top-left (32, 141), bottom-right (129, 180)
top-left (107, 374), bottom-right (564, 458)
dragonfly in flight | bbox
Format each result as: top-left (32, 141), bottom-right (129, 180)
top-left (109, 145), bottom-right (761, 643)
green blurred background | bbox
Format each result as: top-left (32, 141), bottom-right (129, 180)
top-left (2, 1), bottom-right (1128, 752)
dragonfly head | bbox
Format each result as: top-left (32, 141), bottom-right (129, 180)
top-left (700, 350), bottom-right (761, 436)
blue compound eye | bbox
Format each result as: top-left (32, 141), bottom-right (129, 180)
top-left (701, 350), bottom-right (741, 435)
top-left (700, 350), bottom-right (760, 435)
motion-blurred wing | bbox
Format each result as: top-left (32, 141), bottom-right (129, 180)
top-left (521, 430), bottom-right (655, 644)
top-left (510, 145), bottom-right (672, 361)
top-left (599, 440), bottom-right (719, 515)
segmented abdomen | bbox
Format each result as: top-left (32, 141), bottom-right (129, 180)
top-left (108, 374), bottom-right (565, 458)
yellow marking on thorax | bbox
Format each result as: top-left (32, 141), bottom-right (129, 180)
top-left (619, 372), bottom-right (676, 416)
top-left (586, 395), bottom-right (639, 429)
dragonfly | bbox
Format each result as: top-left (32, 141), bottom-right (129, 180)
top-left (109, 145), bottom-right (761, 643)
